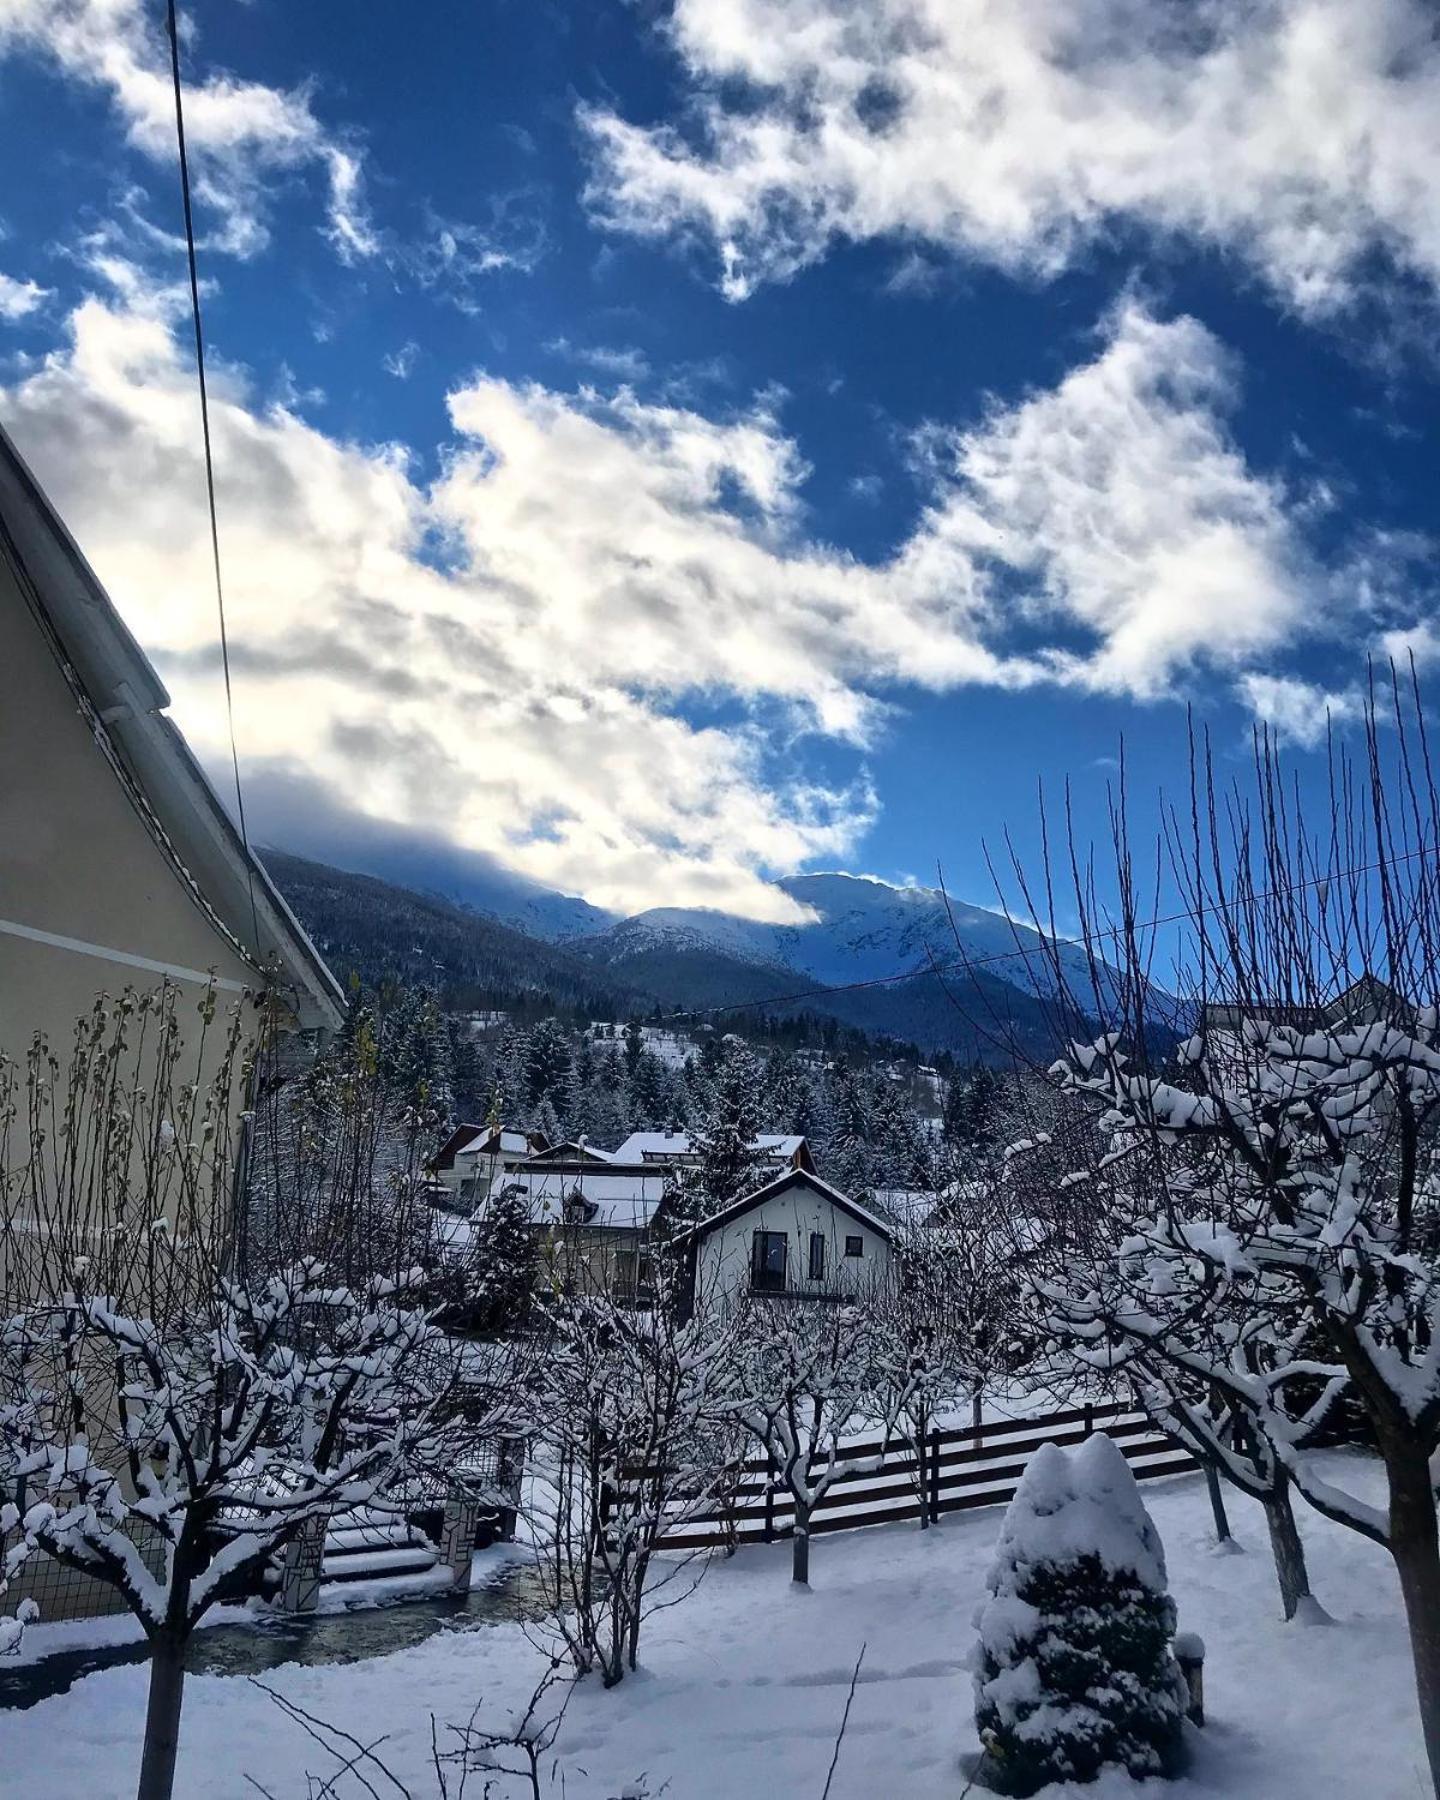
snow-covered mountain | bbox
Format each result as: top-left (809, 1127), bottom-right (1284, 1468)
top-left (582, 872), bottom-right (1103, 1006)
top-left (265, 851), bottom-right (1130, 1060)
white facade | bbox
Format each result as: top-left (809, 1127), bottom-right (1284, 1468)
top-left (691, 1173), bottom-right (892, 1309)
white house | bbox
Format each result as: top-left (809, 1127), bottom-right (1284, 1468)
top-left (680, 1167), bottom-right (894, 1315)
top-left (481, 1158), bottom-right (669, 1303)
top-left (430, 1125), bottom-right (554, 1206)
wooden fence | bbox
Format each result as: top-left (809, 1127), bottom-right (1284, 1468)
top-left (644, 1400), bottom-right (1196, 1550)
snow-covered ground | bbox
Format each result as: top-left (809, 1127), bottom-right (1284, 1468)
top-left (5, 1452), bottom-right (1427, 1799)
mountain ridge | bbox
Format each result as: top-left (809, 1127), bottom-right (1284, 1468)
top-left (260, 845), bottom-right (1094, 1062)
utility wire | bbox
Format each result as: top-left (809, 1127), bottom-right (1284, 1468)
top-left (658, 839), bottom-right (1437, 1025)
top-left (165, 0), bottom-right (262, 959)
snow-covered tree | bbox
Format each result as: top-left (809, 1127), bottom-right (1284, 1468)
top-left (449, 1181), bottom-right (538, 1337)
top-left (0, 986), bottom-right (486, 1800)
top-left (990, 683), bottom-right (1440, 1791)
top-left (526, 1270), bottom-right (743, 1684)
top-left (974, 1434), bottom-right (1187, 1794)
top-left (717, 1295), bottom-right (886, 1585)
top-left (666, 1036), bottom-right (769, 1224)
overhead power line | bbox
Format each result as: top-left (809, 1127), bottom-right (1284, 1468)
top-left (658, 841), bottom-right (1437, 1025)
top-left (165, 0), bottom-right (261, 955)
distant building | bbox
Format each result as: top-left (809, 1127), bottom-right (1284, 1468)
top-left (436, 1129), bottom-right (842, 1309)
top-left (611, 1130), bottom-right (815, 1173)
top-left (478, 1158), bottom-right (670, 1305)
top-left (430, 1125), bottom-right (550, 1207)
top-left (1199, 974), bottom-right (1409, 1037)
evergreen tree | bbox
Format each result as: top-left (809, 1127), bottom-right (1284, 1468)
top-left (490, 1023), bottom-right (530, 1124)
top-left (385, 988), bottom-right (454, 1132)
top-left (525, 1017), bottom-right (573, 1115)
top-left (974, 1435), bottom-right (1187, 1795)
top-left (944, 1064), bottom-right (1004, 1156)
top-left (448, 1018), bottom-right (487, 1122)
top-left (824, 1058), bottom-right (877, 1198)
top-left (668, 1035), bottom-right (769, 1223)
top-left (452, 1183), bottom-right (537, 1336)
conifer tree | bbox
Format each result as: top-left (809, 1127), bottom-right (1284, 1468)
top-left (974, 1435), bottom-right (1187, 1794)
top-left (668, 1036), bottom-right (768, 1223)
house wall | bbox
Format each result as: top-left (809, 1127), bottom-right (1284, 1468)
top-left (536, 1226), bottom-right (652, 1300)
top-left (0, 562), bottom-right (271, 1625)
top-left (695, 1192), bottom-right (890, 1307)
top-left (0, 551), bottom-right (258, 1060)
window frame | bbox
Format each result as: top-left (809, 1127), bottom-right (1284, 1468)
top-left (808, 1231), bottom-right (826, 1283)
top-left (844, 1233), bottom-right (864, 1259)
top-left (751, 1228), bottom-right (788, 1293)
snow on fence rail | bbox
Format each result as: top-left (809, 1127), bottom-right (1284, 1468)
top-left (637, 1401), bottom-right (1196, 1550)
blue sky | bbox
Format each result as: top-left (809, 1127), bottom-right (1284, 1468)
top-left (3, 0), bottom-right (1439, 928)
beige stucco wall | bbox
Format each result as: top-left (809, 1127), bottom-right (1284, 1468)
top-left (0, 552), bottom-right (256, 1060)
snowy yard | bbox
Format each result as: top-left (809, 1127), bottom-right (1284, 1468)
top-left (5, 1451), bottom-right (1429, 1799)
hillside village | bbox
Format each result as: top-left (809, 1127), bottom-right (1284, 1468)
top-left (7, 7), bottom-right (1440, 1800)
top-left (7, 406), bottom-right (1440, 1793)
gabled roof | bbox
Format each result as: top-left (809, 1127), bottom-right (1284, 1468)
top-left (679, 1167), bottom-right (895, 1245)
top-left (523, 1139), bottom-right (617, 1165)
top-left (0, 423), bottom-right (344, 1031)
top-left (431, 1124), bottom-right (545, 1171)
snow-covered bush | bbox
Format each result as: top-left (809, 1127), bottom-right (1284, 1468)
top-left (974, 1434), bottom-right (1186, 1794)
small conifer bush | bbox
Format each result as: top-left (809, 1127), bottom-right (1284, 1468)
top-left (973, 1433), bottom-right (1187, 1794)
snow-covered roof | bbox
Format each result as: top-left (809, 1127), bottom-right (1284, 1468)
top-left (870, 1187), bottom-right (941, 1229)
top-left (679, 1167), bottom-right (895, 1244)
top-left (487, 1164), bottom-right (668, 1230)
top-left (434, 1125), bottom-right (546, 1170)
top-left (612, 1130), bottom-right (807, 1163)
top-left (521, 1139), bottom-right (618, 1165)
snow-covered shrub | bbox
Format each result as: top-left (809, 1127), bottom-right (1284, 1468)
top-left (973, 1434), bottom-right (1186, 1794)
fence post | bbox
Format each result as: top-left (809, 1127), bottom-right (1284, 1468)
top-left (928, 1426), bottom-right (941, 1524)
top-left (1082, 1401), bottom-right (1094, 1438)
top-left (441, 1495), bottom-right (480, 1592)
top-left (764, 1447), bottom-right (776, 1544)
top-left (495, 1435), bottom-right (523, 1544)
top-left (279, 1512), bottom-right (325, 1615)
top-left (1175, 1633), bottom-right (1205, 1726)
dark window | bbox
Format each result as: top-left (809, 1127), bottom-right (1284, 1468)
top-left (808, 1233), bottom-right (826, 1282)
top-left (751, 1230), bottom-right (787, 1292)
top-left (844, 1234), bottom-right (864, 1258)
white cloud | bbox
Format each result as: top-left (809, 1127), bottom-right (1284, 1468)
top-left (383, 341), bottom-right (420, 380)
top-left (918, 302), bottom-right (1314, 700)
top-left (1236, 673), bottom-right (1362, 747)
top-left (1, 282), bottom-right (1343, 914)
top-left (409, 197), bottom-right (549, 311)
top-left (0, 271), bottom-right (49, 319)
top-left (584, 0), bottom-right (1440, 314)
top-left (0, 0), bottom-right (374, 259)
top-left (546, 338), bottom-right (652, 382)
top-left (1378, 621), bottom-right (1440, 673)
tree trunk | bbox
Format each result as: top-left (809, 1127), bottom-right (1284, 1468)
top-left (1262, 1475), bottom-right (1314, 1621)
top-left (1387, 1445), bottom-right (1440, 1797)
top-left (1204, 1461), bottom-right (1232, 1544)
top-left (792, 1501), bottom-right (811, 1586)
top-left (137, 1631), bottom-right (187, 1800)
